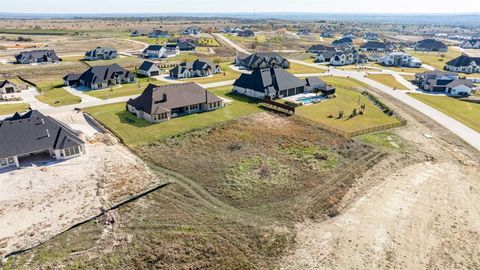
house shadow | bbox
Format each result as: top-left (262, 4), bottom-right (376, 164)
top-left (116, 110), bottom-right (156, 128)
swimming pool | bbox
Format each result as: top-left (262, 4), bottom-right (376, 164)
top-left (297, 96), bottom-right (325, 104)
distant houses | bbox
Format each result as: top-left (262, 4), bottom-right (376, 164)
top-left (221, 26), bottom-right (243, 34)
top-left (321, 31), bottom-right (334, 38)
top-left (379, 52), bottom-right (422, 68)
top-left (169, 59), bottom-right (222, 79)
top-left (444, 54), bottom-right (480, 74)
top-left (364, 32), bottom-right (379, 41)
top-left (142, 44), bottom-right (179, 59)
top-left (415, 70), bottom-right (475, 96)
top-left (460, 39), bottom-right (480, 49)
top-left (127, 83), bottom-right (224, 123)
top-left (15, 50), bottom-right (61, 64)
top-left (414, 39), bottom-right (448, 52)
top-left (332, 37), bottom-right (353, 46)
top-left (85, 47), bottom-right (118, 61)
top-left (148, 30), bottom-right (171, 39)
top-left (297, 29), bottom-right (311, 35)
top-left (0, 110), bottom-right (86, 170)
top-left (329, 48), bottom-right (367, 66)
top-left (307, 44), bottom-right (337, 54)
top-left (138, 61), bottom-right (161, 77)
top-left (360, 41), bottom-right (393, 52)
top-left (0, 80), bottom-right (20, 99)
top-left (182, 26), bottom-right (202, 35)
top-left (237, 30), bottom-right (255, 37)
top-left (177, 41), bottom-right (197, 51)
top-left (63, 64), bottom-right (136, 90)
top-left (235, 52), bottom-right (290, 70)
top-left (131, 30), bottom-right (149, 37)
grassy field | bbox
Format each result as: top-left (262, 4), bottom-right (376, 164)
top-left (296, 77), bottom-right (400, 133)
top-left (85, 55), bottom-right (144, 69)
top-left (3, 113), bottom-right (388, 269)
top-left (198, 37), bottom-right (220, 47)
top-left (180, 62), bottom-right (240, 84)
top-left (289, 62), bottom-right (326, 74)
top-left (367, 74), bottom-right (410, 90)
top-left (0, 103), bottom-right (29, 115)
top-left (408, 47), bottom-right (462, 70)
top-left (83, 85), bottom-right (264, 146)
top-left (372, 63), bottom-right (428, 73)
top-left (36, 88), bottom-right (82, 107)
top-left (410, 93), bottom-right (480, 132)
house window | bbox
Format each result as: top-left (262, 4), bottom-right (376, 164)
top-left (7, 157), bottom-right (14, 164)
top-left (0, 159), bottom-right (7, 166)
top-left (64, 146), bottom-right (80, 157)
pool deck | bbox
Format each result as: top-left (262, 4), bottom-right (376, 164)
top-left (282, 93), bottom-right (326, 105)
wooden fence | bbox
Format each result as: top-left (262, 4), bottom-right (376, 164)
top-left (260, 99), bottom-right (296, 115)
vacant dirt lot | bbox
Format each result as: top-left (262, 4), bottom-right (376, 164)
top-left (0, 112), bottom-right (160, 258)
top-left (278, 77), bottom-right (480, 270)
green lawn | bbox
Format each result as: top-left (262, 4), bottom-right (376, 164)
top-left (367, 74), bottom-right (410, 90)
top-left (84, 79), bottom-right (165, 100)
top-left (410, 93), bottom-right (480, 132)
top-left (289, 62), bottom-right (326, 74)
top-left (296, 77), bottom-right (400, 133)
top-left (85, 56), bottom-right (143, 69)
top-left (408, 47), bottom-right (462, 70)
top-left (0, 103), bottom-right (29, 115)
top-left (180, 62), bottom-right (240, 84)
top-left (36, 88), bottom-right (82, 107)
top-left (83, 85), bottom-right (264, 147)
top-left (35, 80), bottom-right (65, 92)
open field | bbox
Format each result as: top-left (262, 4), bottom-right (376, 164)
top-left (0, 103), bottom-right (29, 115)
top-left (2, 113), bottom-right (387, 269)
top-left (35, 87), bottom-right (82, 107)
top-left (83, 85), bottom-right (263, 146)
top-left (367, 74), bottom-right (409, 90)
top-left (86, 55), bottom-right (144, 70)
top-left (409, 93), bottom-right (480, 132)
top-left (289, 62), bottom-right (326, 74)
top-left (408, 47), bottom-right (462, 70)
top-left (296, 77), bottom-right (400, 133)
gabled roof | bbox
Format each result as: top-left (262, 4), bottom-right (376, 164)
top-left (361, 41), bottom-right (388, 50)
top-left (85, 47), bottom-right (117, 58)
top-left (415, 39), bottom-right (447, 50)
top-left (446, 54), bottom-right (480, 67)
top-left (305, 77), bottom-right (326, 87)
top-left (177, 41), bottom-right (196, 51)
top-left (233, 67), bottom-right (305, 93)
top-left (143, 44), bottom-right (164, 52)
top-left (76, 64), bottom-right (135, 85)
top-left (308, 44), bottom-right (337, 52)
top-left (332, 37), bottom-right (353, 45)
top-left (15, 50), bottom-right (61, 62)
top-left (239, 52), bottom-right (288, 68)
top-left (446, 79), bottom-right (474, 88)
top-left (170, 59), bottom-right (215, 76)
top-left (138, 61), bottom-right (159, 72)
top-left (0, 80), bottom-right (16, 88)
top-left (127, 83), bottom-right (222, 115)
top-left (0, 110), bottom-right (84, 159)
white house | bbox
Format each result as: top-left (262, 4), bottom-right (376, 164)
top-left (446, 80), bottom-right (476, 96)
top-left (142, 44), bottom-right (179, 59)
top-left (138, 61), bottom-right (161, 77)
top-left (0, 80), bottom-right (20, 99)
top-left (461, 39), bottom-right (480, 49)
top-left (380, 52), bottom-right (422, 68)
top-left (445, 55), bottom-right (480, 74)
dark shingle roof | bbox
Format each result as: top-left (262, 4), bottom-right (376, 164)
top-left (446, 54), bottom-right (480, 67)
top-left (415, 39), bottom-right (448, 51)
top-left (169, 59), bottom-right (215, 76)
top-left (0, 110), bottom-right (84, 159)
top-left (15, 50), bottom-right (61, 63)
top-left (77, 64), bottom-right (135, 85)
top-left (233, 67), bottom-right (305, 94)
top-left (361, 41), bottom-right (388, 50)
top-left (446, 79), bottom-right (474, 88)
top-left (143, 44), bottom-right (163, 52)
top-left (307, 44), bottom-right (337, 53)
top-left (177, 41), bottom-right (196, 51)
top-left (0, 80), bottom-right (16, 88)
top-left (332, 37), bottom-right (353, 46)
top-left (127, 83), bottom-right (222, 115)
top-left (85, 47), bottom-right (117, 58)
top-left (138, 61), bottom-right (158, 72)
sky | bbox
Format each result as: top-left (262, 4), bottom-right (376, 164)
top-left (1, 0), bottom-right (479, 14)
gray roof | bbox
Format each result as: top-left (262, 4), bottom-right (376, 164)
top-left (361, 41), bottom-right (388, 50)
top-left (0, 80), bottom-right (16, 88)
top-left (237, 30), bottom-right (255, 37)
top-left (143, 44), bottom-right (164, 52)
top-left (74, 64), bottom-right (135, 86)
top-left (415, 39), bottom-right (447, 50)
top-left (305, 77), bottom-right (327, 88)
top-left (138, 61), bottom-right (159, 72)
top-left (85, 47), bottom-right (117, 58)
top-left (233, 67), bottom-right (305, 94)
top-left (238, 52), bottom-right (289, 69)
top-left (308, 44), bottom-right (337, 53)
top-left (177, 41), bottom-right (196, 51)
top-left (127, 83), bottom-right (222, 115)
top-left (446, 79), bottom-right (474, 88)
top-left (15, 50), bottom-right (61, 63)
top-left (169, 59), bottom-right (216, 76)
top-left (332, 37), bottom-right (353, 46)
top-left (446, 54), bottom-right (480, 67)
top-left (0, 110), bottom-right (84, 159)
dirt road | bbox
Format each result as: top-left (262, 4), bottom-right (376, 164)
top-left (279, 77), bottom-right (480, 270)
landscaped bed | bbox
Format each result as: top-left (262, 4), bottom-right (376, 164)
top-left (409, 93), bottom-right (480, 132)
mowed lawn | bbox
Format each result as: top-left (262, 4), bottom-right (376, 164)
top-left (83, 85), bottom-right (264, 146)
top-left (367, 74), bottom-right (410, 90)
top-left (296, 77), bottom-right (400, 133)
top-left (408, 47), bottom-right (462, 70)
top-left (410, 93), bottom-right (480, 132)
top-left (289, 62), bottom-right (326, 74)
top-left (372, 63), bottom-right (429, 73)
top-left (181, 62), bottom-right (241, 84)
top-left (85, 79), bottom-right (167, 100)
top-left (36, 88), bottom-right (82, 107)
top-left (0, 103), bottom-right (29, 115)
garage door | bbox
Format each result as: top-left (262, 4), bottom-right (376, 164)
top-left (150, 71), bottom-right (160, 76)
